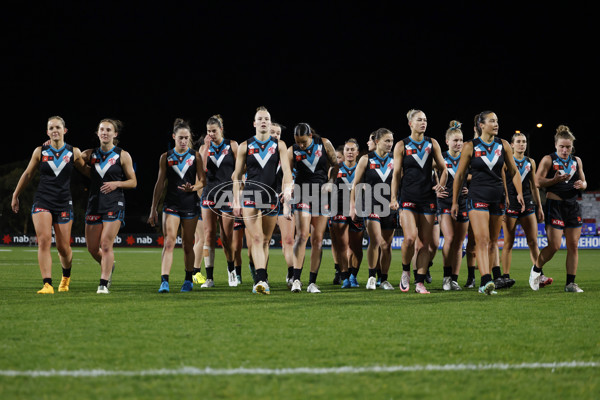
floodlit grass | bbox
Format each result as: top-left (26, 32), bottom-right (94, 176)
top-left (0, 246), bottom-right (598, 399)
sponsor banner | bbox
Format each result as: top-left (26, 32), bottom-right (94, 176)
top-left (3, 233), bottom-right (600, 249)
top-left (390, 236), bottom-right (600, 250)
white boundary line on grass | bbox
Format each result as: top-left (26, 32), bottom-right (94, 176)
top-left (1, 361), bottom-right (598, 378)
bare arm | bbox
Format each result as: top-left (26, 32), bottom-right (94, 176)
top-left (528, 158), bottom-right (545, 222)
top-left (349, 155), bottom-right (368, 220)
top-left (148, 153), bottom-right (167, 226)
top-left (11, 147), bottom-right (42, 213)
top-left (232, 141), bottom-right (248, 216)
top-left (322, 138), bottom-right (339, 185)
top-left (451, 141), bottom-right (472, 218)
top-left (278, 140), bottom-right (293, 200)
top-left (193, 151), bottom-right (206, 192)
top-left (390, 141), bottom-right (404, 209)
top-left (502, 140), bottom-right (524, 211)
top-left (200, 136), bottom-right (211, 171)
top-left (573, 156), bottom-right (587, 191)
top-left (535, 155), bottom-right (555, 188)
top-left (431, 138), bottom-right (448, 190)
top-left (72, 147), bottom-right (90, 178)
top-left (101, 150), bottom-right (137, 193)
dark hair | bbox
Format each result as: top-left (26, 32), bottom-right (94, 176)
top-left (345, 138), bottom-right (359, 151)
top-left (272, 121), bottom-right (286, 131)
top-left (173, 118), bottom-right (191, 133)
top-left (373, 127), bottom-right (393, 141)
top-left (193, 134), bottom-right (205, 151)
top-left (294, 122), bottom-right (322, 141)
top-left (335, 144), bottom-right (344, 152)
top-left (98, 118), bottom-right (123, 145)
top-left (207, 114), bottom-right (224, 130)
top-left (473, 114), bottom-right (480, 137)
top-left (173, 118), bottom-right (194, 149)
top-left (294, 122), bottom-right (311, 137)
top-left (475, 110), bottom-right (495, 135)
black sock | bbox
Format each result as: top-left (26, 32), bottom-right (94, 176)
top-left (206, 267), bottom-right (214, 280)
top-left (566, 274), bottom-right (576, 285)
top-left (443, 266), bottom-right (452, 277)
top-left (502, 273), bottom-right (510, 279)
top-left (62, 268), bottom-right (71, 278)
top-left (368, 268), bottom-right (377, 278)
top-left (249, 262), bottom-right (255, 271)
top-left (381, 274), bottom-right (388, 282)
top-left (349, 267), bottom-right (358, 277)
top-left (309, 272), bottom-right (318, 284)
top-left (341, 270), bottom-right (350, 280)
top-left (415, 273), bottom-right (425, 284)
top-left (287, 266), bottom-right (294, 279)
top-left (468, 266), bottom-right (476, 279)
top-left (193, 268), bottom-right (202, 274)
top-left (235, 266), bottom-right (241, 276)
top-left (533, 265), bottom-right (542, 273)
top-left (451, 274), bottom-right (458, 282)
top-left (481, 274), bottom-right (492, 286)
top-left (413, 269), bottom-right (418, 281)
top-left (376, 268), bottom-right (382, 279)
top-left (43, 278), bottom-right (52, 286)
top-left (227, 261), bottom-right (235, 273)
top-left (161, 274), bottom-right (169, 282)
top-left (334, 263), bottom-right (340, 272)
top-left (402, 263), bottom-right (411, 272)
top-left (185, 270), bottom-right (193, 281)
top-left (492, 266), bottom-right (502, 280)
top-left (100, 279), bottom-right (108, 287)
top-left (293, 268), bottom-right (302, 281)
top-left (256, 268), bottom-right (267, 282)
top-left (428, 261), bottom-right (433, 269)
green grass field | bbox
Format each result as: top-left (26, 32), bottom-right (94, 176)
top-left (0, 246), bottom-right (598, 399)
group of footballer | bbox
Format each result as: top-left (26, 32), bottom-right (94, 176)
top-left (11, 107), bottom-right (587, 295)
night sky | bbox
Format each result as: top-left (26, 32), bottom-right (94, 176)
top-left (3, 2), bottom-right (596, 221)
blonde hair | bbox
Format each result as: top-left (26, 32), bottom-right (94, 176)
top-left (555, 125), bottom-right (576, 143)
top-left (47, 115), bottom-right (66, 128)
top-left (445, 120), bottom-right (462, 140)
top-left (406, 109), bottom-right (423, 121)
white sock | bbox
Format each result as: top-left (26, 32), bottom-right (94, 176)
top-left (203, 246), bottom-right (215, 270)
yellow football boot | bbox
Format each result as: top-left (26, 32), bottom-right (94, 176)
top-left (58, 277), bottom-right (71, 292)
top-left (192, 272), bottom-right (206, 284)
top-left (37, 283), bottom-right (54, 294)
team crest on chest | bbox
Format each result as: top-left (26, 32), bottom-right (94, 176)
top-left (474, 142), bottom-right (502, 170)
top-left (553, 156), bottom-right (577, 181)
top-left (93, 151), bottom-right (120, 178)
top-left (516, 159), bottom-right (531, 182)
top-left (209, 143), bottom-right (231, 168)
top-left (295, 143), bottom-right (323, 173)
top-left (406, 141), bottom-right (432, 168)
top-left (168, 151), bottom-right (194, 179)
top-left (42, 147), bottom-right (73, 177)
top-left (249, 140), bottom-right (277, 168)
top-left (370, 157), bottom-right (393, 181)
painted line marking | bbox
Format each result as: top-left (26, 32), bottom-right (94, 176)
top-left (0, 361), bottom-right (598, 377)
